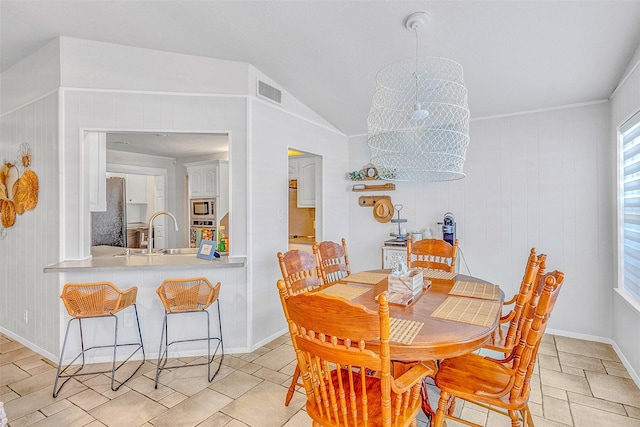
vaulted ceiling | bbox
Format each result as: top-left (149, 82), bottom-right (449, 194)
top-left (3, 1), bottom-right (640, 136)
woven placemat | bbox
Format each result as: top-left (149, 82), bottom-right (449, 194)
top-left (342, 272), bottom-right (388, 285)
top-left (318, 283), bottom-right (371, 301)
top-left (431, 296), bottom-right (501, 328)
top-left (449, 281), bottom-right (500, 300)
top-left (389, 317), bottom-right (424, 344)
top-left (419, 269), bottom-right (457, 280)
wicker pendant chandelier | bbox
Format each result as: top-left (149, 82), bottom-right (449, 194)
top-left (367, 12), bottom-right (470, 182)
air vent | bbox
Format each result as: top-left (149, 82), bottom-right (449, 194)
top-left (257, 80), bottom-right (282, 104)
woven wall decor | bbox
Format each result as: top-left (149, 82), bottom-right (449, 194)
top-left (0, 143), bottom-right (39, 229)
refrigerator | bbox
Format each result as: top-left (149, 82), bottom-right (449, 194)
top-left (91, 177), bottom-right (127, 247)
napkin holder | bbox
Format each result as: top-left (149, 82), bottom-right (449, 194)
top-left (388, 270), bottom-right (424, 296)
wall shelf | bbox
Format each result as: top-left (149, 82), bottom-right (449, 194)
top-left (352, 183), bottom-right (395, 192)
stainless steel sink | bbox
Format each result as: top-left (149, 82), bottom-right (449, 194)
top-left (113, 248), bottom-right (197, 257)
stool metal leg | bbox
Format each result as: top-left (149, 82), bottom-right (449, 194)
top-left (155, 304), bottom-right (224, 388)
top-left (53, 305), bottom-right (146, 398)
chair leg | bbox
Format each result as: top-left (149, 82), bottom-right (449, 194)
top-left (52, 318), bottom-right (78, 398)
top-left (207, 300), bottom-right (224, 382)
top-left (433, 391), bottom-right (450, 427)
top-left (110, 304), bottom-right (146, 391)
top-left (155, 313), bottom-right (169, 389)
top-left (285, 365), bottom-right (301, 406)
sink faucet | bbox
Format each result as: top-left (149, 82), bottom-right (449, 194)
top-left (148, 211), bottom-right (179, 252)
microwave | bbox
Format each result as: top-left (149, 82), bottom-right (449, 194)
top-left (191, 198), bottom-right (216, 219)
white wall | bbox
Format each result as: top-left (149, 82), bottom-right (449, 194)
top-left (348, 101), bottom-right (613, 338)
top-left (249, 100), bottom-right (349, 345)
top-left (0, 92), bottom-right (60, 358)
top-left (611, 56), bottom-right (640, 380)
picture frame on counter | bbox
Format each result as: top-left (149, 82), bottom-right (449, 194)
top-left (197, 239), bottom-right (218, 260)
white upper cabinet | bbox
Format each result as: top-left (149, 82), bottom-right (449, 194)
top-left (125, 174), bottom-right (148, 204)
top-left (187, 160), bottom-right (228, 200)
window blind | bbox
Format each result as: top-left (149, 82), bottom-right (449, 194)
top-left (621, 111), bottom-right (640, 300)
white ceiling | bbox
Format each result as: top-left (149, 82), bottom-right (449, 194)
top-left (105, 132), bottom-right (228, 159)
top-left (3, 1), bottom-right (640, 136)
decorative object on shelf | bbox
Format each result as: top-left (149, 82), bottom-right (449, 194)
top-left (0, 143), bottom-right (39, 229)
top-left (390, 204), bottom-right (409, 241)
top-left (367, 12), bottom-right (470, 182)
top-left (196, 239), bottom-right (221, 260)
top-left (348, 163), bottom-right (379, 181)
top-left (373, 198), bottom-right (394, 223)
top-left (352, 182), bottom-right (395, 192)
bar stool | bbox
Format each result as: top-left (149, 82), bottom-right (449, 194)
top-left (155, 277), bottom-right (223, 388)
top-left (53, 282), bottom-right (145, 398)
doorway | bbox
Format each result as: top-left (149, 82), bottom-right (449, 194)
top-left (288, 150), bottom-right (322, 254)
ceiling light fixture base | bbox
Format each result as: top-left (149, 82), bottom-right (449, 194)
top-left (404, 12), bottom-right (429, 31)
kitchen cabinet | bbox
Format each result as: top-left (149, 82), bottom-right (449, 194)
top-left (186, 161), bottom-right (229, 213)
top-left (382, 246), bottom-right (407, 270)
top-left (106, 173), bottom-right (147, 204)
top-left (88, 132), bottom-right (107, 212)
top-left (295, 156), bottom-right (316, 208)
top-left (125, 174), bottom-right (148, 204)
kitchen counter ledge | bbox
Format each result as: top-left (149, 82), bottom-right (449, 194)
top-left (44, 246), bottom-right (246, 273)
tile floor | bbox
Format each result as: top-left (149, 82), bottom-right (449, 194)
top-left (1, 333), bottom-right (640, 426)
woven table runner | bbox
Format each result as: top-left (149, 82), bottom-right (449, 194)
top-left (342, 272), bottom-right (388, 285)
top-left (419, 269), bottom-right (457, 281)
top-left (449, 281), bottom-right (500, 300)
top-left (318, 283), bottom-right (370, 301)
top-left (431, 296), bottom-right (501, 328)
top-left (389, 317), bottom-right (424, 344)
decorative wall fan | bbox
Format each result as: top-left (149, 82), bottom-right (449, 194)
top-left (0, 143), bottom-right (39, 230)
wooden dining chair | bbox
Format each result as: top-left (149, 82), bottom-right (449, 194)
top-left (277, 249), bottom-right (324, 405)
top-left (312, 238), bottom-right (351, 285)
top-left (407, 237), bottom-right (458, 272)
top-left (277, 279), bottom-right (433, 427)
top-left (484, 249), bottom-right (545, 355)
top-left (278, 249), bottom-right (323, 296)
top-left (433, 269), bottom-right (565, 427)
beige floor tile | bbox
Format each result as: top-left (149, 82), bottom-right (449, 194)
top-left (484, 410), bottom-right (514, 427)
top-left (282, 411), bottom-right (313, 427)
top-left (560, 365), bottom-right (585, 377)
top-left (237, 362), bottom-right (261, 375)
top-left (558, 351), bottom-right (606, 373)
top-left (14, 355), bottom-right (47, 370)
top-left (530, 414), bottom-right (572, 426)
top-left (68, 388), bottom-right (109, 411)
top-left (222, 355), bottom-right (251, 370)
top-left (542, 385), bottom-right (567, 401)
top-left (538, 341), bottom-right (559, 357)
top-left (26, 364), bottom-right (56, 376)
top-left (280, 362), bottom-right (297, 377)
top-left (5, 379), bottom-right (84, 421)
top-left (0, 390), bottom-right (19, 403)
top-left (158, 391), bottom-right (188, 408)
top-left (149, 388), bottom-right (232, 427)
top-left (0, 340), bottom-right (24, 354)
top-left (542, 334), bottom-right (556, 344)
top-left (6, 410), bottom-right (46, 427)
top-left (210, 370), bottom-right (262, 399)
top-left (196, 411), bottom-right (234, 426)
top-left (9, 369), bottom-right (57, 395)
top-left (252, 345), bottom-right (296, 372)
top-left (156, 366), bottom-right (214, 396)
top-left (586, 371), bottom-right (640, 407)
top-left (626, 405), bottom-right (640, 419)
top-left (606, 366), bottom-right (633, 379)
top-left (40, 398), bottom-right (74, 416)
top-left (567, 391), bottom-right (627, 416)
top-left (571, 403), bottom-right (640, 426)
top-left (458, 406), bottom-right (487, 425)
top-left (221, 381), bottom-right (306, 427)
top-left (539, 353), bottom-right (562, 371)
top-left (252, 366), bottom-right (290, 385)
top-left (0, 363), bottom-right (30, 386)
top-left (30, 404), bottom-right (96, 427)
top-left (542, 395), bottom-right (573, 425)
top-left (539, 367), bottom-right (591, 395)
top-left (89, 390), bottom-right (166, 427)
top-left (530, 401), bottom-right (544, 417)
top-left (555, 337), bottom-right (619, 362)
top-left (225, 420), bottom-right (251, 427)
top-left (125, 374), bottom-right (175, 401)
top-left (84, 421), bottom-right (107, 427)
top-left (0, 347), bottom-right (38, 366)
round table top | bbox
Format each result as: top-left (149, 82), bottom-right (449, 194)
top-left (349, 270), bottom-right (503, 362)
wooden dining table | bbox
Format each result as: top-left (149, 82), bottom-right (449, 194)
top-left (323, 268), bottom-right (505, 423)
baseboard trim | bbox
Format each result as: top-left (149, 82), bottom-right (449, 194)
top-left (0, 327), bottom-right (58, 363)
